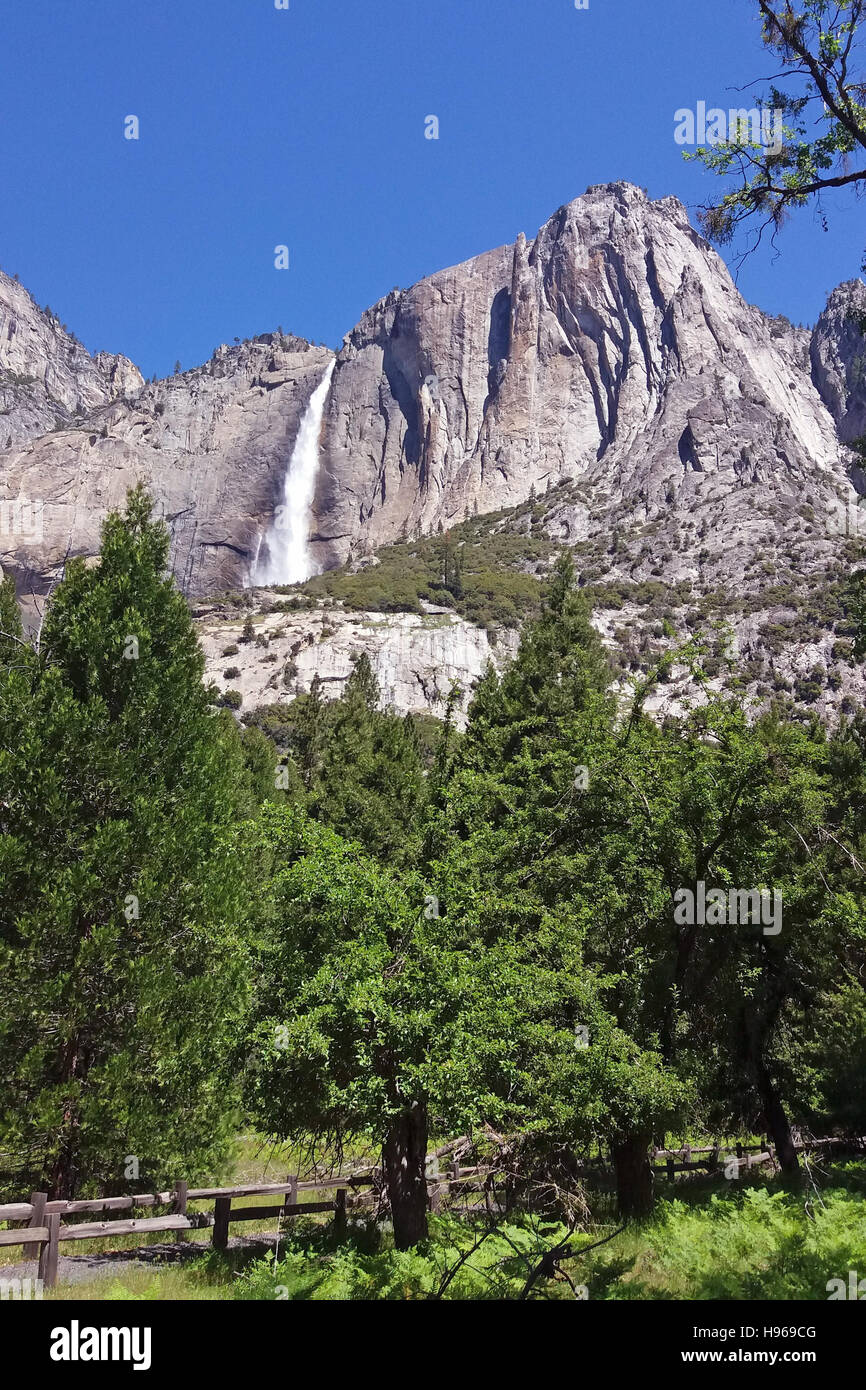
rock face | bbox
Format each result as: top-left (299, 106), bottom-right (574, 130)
top-left (197, 599), bottom-right (519, 724)
top-left (811, 280), bottom-right (866, 447)
top-left (313, 183), bottom-right (861, 580)
top-left (0, 272), bottom-right (143, 449)
top-left (0, 275), bottom-right (333, 595)
top-left (0, 183), bottom-right (864, 602)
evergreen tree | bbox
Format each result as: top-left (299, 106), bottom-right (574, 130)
top-left (0, 575), bottom-right (23, 667)
top-left (0, 487), bottom-right (254, 1198)
top-left (433, 555), bottom-right (689, 1215)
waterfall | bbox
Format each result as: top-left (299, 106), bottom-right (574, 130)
top-left (251, 358), bottom-right (336, 586)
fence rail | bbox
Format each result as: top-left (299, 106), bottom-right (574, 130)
top-left (0, 1160), bottom-right (488, 1289)
top-left (2, 1133), bottom-right (862, 1290)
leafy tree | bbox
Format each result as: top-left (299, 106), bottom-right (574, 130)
top-left (247, 806), bottom-right (455, 1247)
top-left (249, 653), bottom-right (431, 869)
top-left (0, 575), bottom-right (23, 667)
top-left (246, 803), bottom-right (641, 1242)
top-left (430, 556), bottom-right (863, 1206)
top-left (430, 556), bottom-right (691, 1215)
top-left (0, 487), bottom-right (255, 1198)
top-left (296, 672), bottom-right (326, 789)
top-left (343, 650), bottom-right (379, 712)
top-left (611, 698), bottom-right (850, 1176)
top-left (690, 0), bottom-right (866, 262)
top-left (438, 535), bottom-right (463, 601)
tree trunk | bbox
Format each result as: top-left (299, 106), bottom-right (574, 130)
top-left (382, 1104), bottom-right (429, 1249)
top-left (744, 1009), bottom-right (799, 1177)
top-left (612, 1132), bottom-right (654, 1219)
top-left (756, 1065), bottom-right (799, 1176)
top-left (48, 1033), bottom-right (84, 1200)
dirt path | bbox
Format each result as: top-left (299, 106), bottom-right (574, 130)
top-left (2, 1231), bottom-right (282, 1290)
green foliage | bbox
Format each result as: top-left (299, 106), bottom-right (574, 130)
top-left (295, 513), bottom-right (553, 627)
top-left (244, 660), bottom-right (432, 869)
top-left (429, 557), bottom-right (690, 1166)
top-left (0, 576), bottom-right (23, 667)
top-left (235, 1215), bottom-right (571, 1300)
top-left (0, 487), bottom-right (256, 1198)
top-left (0, 469), bottom-right (863, 1265)
top-left (689, 0), bottom-right (866, 256)
top-left (231, 1177), bottom-right (866, 1300)
top-left (603, 1185), bottom-right (866, 1301)
top-left (245, 805), bottom-right (454, 1148)
top-left (430, 555), bottom-right (864, 1191)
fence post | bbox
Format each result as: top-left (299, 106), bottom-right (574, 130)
top-left (448, 1158), bottom-right (460, 1198)
top-left (213, 1196), bottom-right (231, 1251)
top-left (281, 1178), bottom-right (299, 1237)
top-left (174, 1180), bottom-right (188, 1242)
top-left (38, 1213), bottom-right (60, 1290)
top-left (666, 1157), bottom-right (675, 1184)
top-left (429, 1174), bottom-right (442, 1213)
top-left (333, 1188), bottom-right (347, 1241)
top-left (24, 1192), bottom-right (47, 1259)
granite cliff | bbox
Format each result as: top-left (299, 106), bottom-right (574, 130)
top-left (1, 182), bottom-right (864, 720)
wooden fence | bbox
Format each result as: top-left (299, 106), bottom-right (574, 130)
top-left (2, 1133), bottom-right (862, 1289)
top-left (0, 1153), bottom-right (493, 1289)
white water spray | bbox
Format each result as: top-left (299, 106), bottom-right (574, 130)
top-left (251, 359), bottom-right (336, 586)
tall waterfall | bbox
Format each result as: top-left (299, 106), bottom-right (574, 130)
top-left (251, 359), bottom-right (336, 586)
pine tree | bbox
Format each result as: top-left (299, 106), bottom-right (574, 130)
top-left (343, 650), bottom-right (379, 711)
top-left (437, 554), bottom-right (688, 1216)
top-left (0, 487), bottom-right (254, 1198)
top-left (0, 576), bottom-right (23, 667)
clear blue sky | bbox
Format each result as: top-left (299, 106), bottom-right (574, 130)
top-left (1, 0), bottom-right (862, 380)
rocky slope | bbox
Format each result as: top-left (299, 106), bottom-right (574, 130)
top-left (811, 279), bottom-right (866, 452)
top-left (196, 595), bottom-right (518, 723)
top-left (2, 183), bottom-right (864, 605)
top-left (1, 183), bottom-right (864, 722)
top-left (314, 183), bottom-right (862, 582)
top-left (0, 275), bottom-right (332, 595)
top-left (0, 274), bottom-right (143, 450)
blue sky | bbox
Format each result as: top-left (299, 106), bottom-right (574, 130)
top-left (1, 0), bottom-right (862, 380)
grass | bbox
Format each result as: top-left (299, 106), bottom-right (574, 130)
top-left (0, 1131), bottom-right (378, 1297)
top-left (22, 1160), bottom-right (866, 1302)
